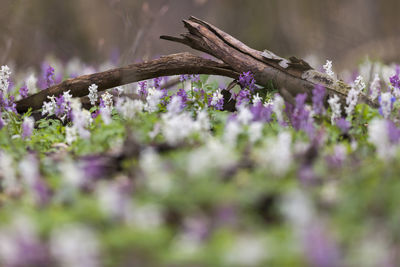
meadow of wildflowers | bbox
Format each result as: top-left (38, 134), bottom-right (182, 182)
top-left (0, 57), bottom-right (400, 266)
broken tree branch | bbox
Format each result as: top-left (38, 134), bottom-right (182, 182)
top-left (16, 53), bottom-right (239, 113)
top-left (161, 16), bottom-right (375, 106)
top-left (16, 16), bottom-right (376, 114)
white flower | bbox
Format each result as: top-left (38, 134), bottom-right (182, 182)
top-left (254, 131), bottom-right (292, 176)
top-left (22, 117), bottom-right (35, 139)
top-left (224, 235), bottom-right (267, 266)
top-left (161, 112), bottom-right (195, 145)
top-left (280, 189), bottom-right (314, 228)
top-left (368, 118), bottom-right (395, 160)
top-left (369, 73), bottom-right (380, 101)
top-left (193, 110), bottom-right (210, 133)
top-left (210, 89), bottom-right (224, 106)
top-left (267, 131), bottom-right (292, 175)
top-left (26, 73), bottom-right (38, 94)
top-left (116, 98), bottom-right (144, 120)
top-left (167, 95), bottom-right (183, 115)
top-left (272, 94), bottom-right (285, 123)
top-left (95, 179), bottom-right (131, 220)
top-left (379, 92), bottom-right (394, 119)
top-left (345, 87), bottom-right (360, 116)
top-left (237, 105), bottom-right (253, 125)
top-left (323, 60), bottom-right (335, 78)
top-left (0, 65), bottom-right (11, 93)
top-left (63, 90), bottom-right (72, 103)
top-left (0, 151), bottom-right (18, 193)
top-left (128, 203), bottom-right (163, 229)
top-left (328, 94), bottom-right (341, 124)
top-left (19, 154), bottom-right (40, 187)
top-left (248, 121), bottom-right (263, 143)
top-left (252, 93), bottom-right (262, 105)
top-left (0, 215), bottom-right (42, 267)
top-left (59, 159), bottom-right (84, 187)
top-left (100, 106), bottom-right (112, 125)
top-left (68, 99), bottom-right (92, 140)
top-left (139, 148), bottom-right (171, 194)
top-left (345, 76), bottom-right (366, 117)
top-left (101, 91), bottom-right (113, 110)
top-left (223, 120), bottom-right (242, 146)
top-left (187, 138), bottom-right (236, 176)
top-left (50, 224), bottom-right (100, 267)
top-left (353, 75), bottom-right (366, 92)
top-left (145, 87), bottom-right (163, 113)
top-left (88, 84), bottom-right (98, 106)
top-left (41, 95), bottom-right (57, 116)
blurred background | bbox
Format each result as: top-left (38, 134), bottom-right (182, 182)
top-left (1, 0), bottom-right (400, 72)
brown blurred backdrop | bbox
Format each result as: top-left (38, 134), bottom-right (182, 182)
top-left (1, 0), bottom-right (400, 71)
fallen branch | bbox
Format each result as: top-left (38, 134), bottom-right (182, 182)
top-left (16, 53), bottom-right (239, 113)
top-left (16, 16), bottom-right (376, 113)
top-left (161, 17), bottom-right (375, 106)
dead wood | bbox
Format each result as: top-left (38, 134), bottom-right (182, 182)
top-left (16, 53), bottom-right (239, 113)
top-left (16, 16), bottom-right (376, 114)
top-left (161, 16), bottom-right (376, 106)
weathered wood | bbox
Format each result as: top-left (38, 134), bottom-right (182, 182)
top-left (16, 16), bottom-right (376, 113)
top-left (162, 16), bottom-right (376, 106)
top-left (16, 53), bottom-right (240, 113)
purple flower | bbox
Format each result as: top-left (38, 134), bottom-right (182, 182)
top-left (378, 92), bottom-right (396, 119)
top-left (153, 77), bottom-right (163, 89)
top-left (54, 95), bottom-right (66, 118)
top-left (159, 88), bottom-right (169, 106)
top-left (190, 74), bottom-right (200, 83)
top-left (312, 84), bottom-right (326, 115)
top-left (335, 117), bottom-right (350, 134)
top-left (298, 165), bottom-right (316, 184)
top-left (325, 145), bottom-right (347, 168)
top-left (291, 93), bottom-right (308, 130)
top-left (238, 71), bottom-right (256, 92)
top-left (0, 111), bottom-right (4, 129)
top-left (209, 90), bottom-right (224, 110)
top-left (179, 74), bottom-right (189, 82)
top-left (19, 85), bottom-right (28, 99)
top-left (91, 109), bottom-right (100, 119)
top-left (45, 65), bottom-right (55, 88)
top-left (99, 97), bottom-right (105, 109)
top-left (81, 155), bottom-right (110, 181)
top-left (22, 117), bottom-right (34, 139)
top-left (250, 103), bottom-right (272, 122)
top-left (213, 98), bottom-right (224, 110)
top-left (387, 120), bottom-right (400, 144)
top-left (3, 95), bottom-right (17, 113)
top-left (304, 222), bottom-right (341, 267)
top-left (177, 88), bottom-right (188, 108)
top-left (290, 93), bottom-right (315, 138)
top-left (32, 178), bottom-right (51, 206)
top-left (7, 78), bottom-right (14, 93)
top-left (138, 81), bottom-right (147, 97)
top-left (390, 65), bottom-right (400, 89)
top-left (236, 89), bottom-right (251, 107)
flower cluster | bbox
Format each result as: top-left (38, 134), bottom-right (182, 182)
top-left (42, 90), bottom-right (72, 121)
top-left (88, 84), bottom-right (98, 106)
top-left (0, 65), bottom-right (11, 93)
top-left (1, 59), bottom-right (400, 266)
top-left (323, 60), bottom-right (335, 78)
top-left (238, 71), bottom-right (256, 92)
